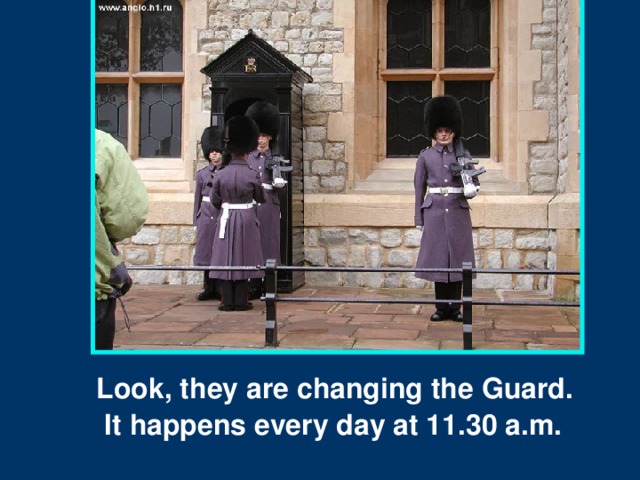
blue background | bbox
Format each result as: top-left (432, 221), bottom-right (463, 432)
top-left (6, 1), bottom-right (635, 478)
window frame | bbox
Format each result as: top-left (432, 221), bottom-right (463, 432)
top-left (379, 0), bottom-right (498, 160)
top-left (95, 0), bottom-right (185, 159)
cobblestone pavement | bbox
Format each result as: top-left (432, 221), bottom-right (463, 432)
top-left (114, 284), bottom-right (580, 352)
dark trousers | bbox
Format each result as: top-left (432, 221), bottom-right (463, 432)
top-left (95, 298), bottom-right (116, 350)
top-left (435, 281), bottom-right (462, 313)
top-left (203, 271), bottom-right (220, 297)
top-left (220, 280), bottom-right (249, 308)
top-left (248, 277), bottom-right (264, 300)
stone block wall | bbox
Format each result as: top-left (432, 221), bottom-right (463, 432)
top-left (198, 0), bottom-right (347, 194)
top-left (304, 226), bottom-right (573, 295)
top-left (121, 221), bottom-right (580, 301)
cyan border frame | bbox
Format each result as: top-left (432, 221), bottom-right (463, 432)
top-left (90, 0), bottom-right (585, 356)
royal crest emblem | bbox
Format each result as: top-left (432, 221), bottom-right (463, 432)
top-left (244, 56), bottom-right (257, 73)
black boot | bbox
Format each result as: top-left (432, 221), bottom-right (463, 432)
top-left (233, 280), bottom-right (253, 311)
top-left (218, 280), bottom-right (235, 311)
top-left (248, 278), bottom-right (263, 300)
top-left (197, 272), bottom-right (218, 301)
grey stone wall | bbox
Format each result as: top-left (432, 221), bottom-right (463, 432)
top-left (556, 0), bottom-right (570, 193)
top-left (198, 0), bottom-right (346, 194)
top-left (304, 226), bottom-right (553, 292)
top-left (122, 223), bottom-right (562, 295)
top-left (529, 0), bottom-right (561, 194)
top-left (122, 226), bottom-right (202, 287)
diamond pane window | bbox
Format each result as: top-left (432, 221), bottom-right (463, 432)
top-left (95, 0), bottom-right (129, 72)
top-left (384, 0), bottom-right (494, 158)
top-left (387, 0), bottom-right (432, 69)
top-left (95, 0), bottom-right (184, 158)
top-left (387, 82), bottom-right (432, 157)
top-left (445, 81), bottom-right (490, 156)
top-left (140, 84), bottom-right (182, 157)
top-left (140, 0), bottom-right (183, 72)
top-left (445, 0), bottom-right (490, 68)
top-left (95, 84), bottom-right (128, 146)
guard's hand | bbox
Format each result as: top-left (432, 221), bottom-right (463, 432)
top-left (463, 184), bottom-right (478, 199)
top-left (273, 177), bottom-right (287, 189)
top-left (193, 226), bottom-right (197, 232)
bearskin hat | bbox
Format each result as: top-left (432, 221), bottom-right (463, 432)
top-left (224, 115), bottom-right (259, 154)
top-left (200, 126), bottom-right (224, 159)
top-left (423, 95), bottom-right (463, 139)
top-left (245, 101), bottom-right (280, 139)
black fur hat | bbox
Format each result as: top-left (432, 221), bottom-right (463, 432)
top-left (245, 101), bottom-right (280, 139)
top-left (200, 126), bottom-right (223, 159)
top-left (423, 95), bottom-right (463, 139)
top-left (224, 115), bottom-right (259, 154)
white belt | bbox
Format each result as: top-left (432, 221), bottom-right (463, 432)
top-left (218, 202), bottom-right (255, 239)
top-left (262, 183), bottom-right (273, 190)
top-left (429, 187), bottom-right (463, 195)
top-left (202, 196), bottom-right (211, 202)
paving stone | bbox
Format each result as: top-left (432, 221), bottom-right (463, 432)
top-left (130, 321), bottom-right (202, 333)
top-left (526, 343), bottom-right (581, 351)
top-left (195, 332), bottom-right (265, 348)
top-left (353, 327), bottom-right (420, 340)
top-left (439, 340), bottom-right (465, 350)
top-left (536, 336), bottom-right (580, 347)
top-left (280, 321), bottom-right (357, 336)
top-left (347, 314), bottom-right (395, 324)
top-left (115, 331), bottom-right (208, 346)
top-left (331, 303), bottom-right (383, 314)
top-left (494, 320), bottom-right (555, 331)
top-left (282, 313), bottom-right (351, 323)
top-left (109, 285), bottom-right (581, 352)
top-left (486, 329), bottom-right (540, 343)
top-left (276, 301), bottom-right (334, 312)
top-left (195, 318), bottom-right (264, 334)
top-left (472, 342), bottom-right (527, 350)
top-left (552, 325), bottom-right (578, 333)
top-left (352, 339), bottom-right (440, 350)
top-left (277, 333), bottom-right (355, 349)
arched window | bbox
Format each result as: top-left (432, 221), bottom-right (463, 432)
top-left (384, 0), bottom-right (494, 158)
top-left (95, 0), bottom-right (184, 158)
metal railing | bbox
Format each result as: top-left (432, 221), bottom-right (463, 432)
top-left (128, 261), bottom-right (580, 350)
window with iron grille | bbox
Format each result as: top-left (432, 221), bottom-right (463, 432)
top-left (95, 0), bottom-right (184, 158)
top-left (384, 0), bottom-right (493, 158)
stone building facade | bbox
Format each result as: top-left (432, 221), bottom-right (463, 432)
top-left (108, 0), bottom-right (580, 299)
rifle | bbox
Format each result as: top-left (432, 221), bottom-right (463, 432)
top-left (266, 144), bottom-right (293, 188)
top-left (451, 138), bottom-right (486, 198)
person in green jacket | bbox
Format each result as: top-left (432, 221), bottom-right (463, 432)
top-left (95, 129), bottom-right (148, 350)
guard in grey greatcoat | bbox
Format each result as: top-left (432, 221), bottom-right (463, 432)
top-left (209, 115), bottom-right (265, 311)
top-left (246, 101), bottom-right (283, 298)
top-left (193, 126), bottom-right (223, 300)
top-left (414, 95), bottom-right (480, 322)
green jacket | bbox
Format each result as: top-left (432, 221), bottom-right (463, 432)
top-left (95, 130), bottom-right (149, 301)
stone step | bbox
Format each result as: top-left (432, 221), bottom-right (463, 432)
top-left (134, 158), bottom-right (191, 193)
top-left (134, 158), bottom-right (184, 170)
top-left (145, 181), bottom-right (192, 193)
top-left (353, 157), bottom-right (525, 195)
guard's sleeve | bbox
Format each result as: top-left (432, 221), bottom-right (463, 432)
top-left (413, 152), bottom-right (428, 227)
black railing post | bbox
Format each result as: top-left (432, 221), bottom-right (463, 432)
top-left (264, 259), bottom-right (278, 347)
top-left (462, 262), bottom-right (473, 350)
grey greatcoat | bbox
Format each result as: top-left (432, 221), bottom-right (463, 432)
top-left (193, 163), bottom-right (220, 266)
top-left (209, 158), bottom-right (266, 281)
top-left (247, 148), bottom-right (282, 263)
top-left (414, 143), bottom-right (479, 282)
